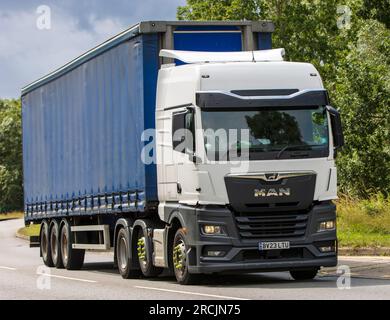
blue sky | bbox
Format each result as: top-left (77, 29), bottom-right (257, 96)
top-left (0, 0), bottom-right (185, 98)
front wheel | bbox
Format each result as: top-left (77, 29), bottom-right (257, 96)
top-left (172, 228), bottom-right (199, 285)
top-left (290, 268), bottom-right (319, 281)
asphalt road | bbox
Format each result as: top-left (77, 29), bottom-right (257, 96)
top-left (1, 219), bottom-right (389, 300)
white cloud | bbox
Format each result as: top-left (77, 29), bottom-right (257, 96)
top-left (0, 8), bottom-right (128, 97)
top-left (0, 0), bottom-right (186, 98)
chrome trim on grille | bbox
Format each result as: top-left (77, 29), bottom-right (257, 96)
top-left (227, 171), bottom-right (315, 182)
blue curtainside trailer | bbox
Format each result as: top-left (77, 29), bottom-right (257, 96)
top-left (22, 21), bottom-right (274, 222)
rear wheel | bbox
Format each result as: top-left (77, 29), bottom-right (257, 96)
top-left (60, 219), bottom-right (85, 270)
top-left (50, 220), bottom-right (63, 268)
top-left (116, 228), bottom-right (141, 279)
top-left (136, 228), bottom-right (163, 278)
top-left (172, 228), bottom-right (199, 285)
top-left (290, 268), bottom-right (318, 281)
top-left (40, 220), bottom-right (54, 267)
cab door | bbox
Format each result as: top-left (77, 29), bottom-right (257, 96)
top-left (172, 107), bottom-right (199, 205)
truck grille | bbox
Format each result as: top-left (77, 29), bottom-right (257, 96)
top-left (235, 212), bottom-right (308, 239)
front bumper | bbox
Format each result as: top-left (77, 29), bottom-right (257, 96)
top-left (179, 201), bottom-right (337, 274)
top-left (189, 257), bottom-right (337, 274)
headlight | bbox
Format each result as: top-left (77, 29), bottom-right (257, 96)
top-left (201, 225), bottom-right (224, 235)
top-left (318, 220), bottom-right (336, 232)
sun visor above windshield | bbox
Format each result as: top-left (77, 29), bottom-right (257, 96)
top-left (196, 89), bottom-right (330, 109)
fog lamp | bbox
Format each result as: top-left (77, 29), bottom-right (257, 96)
top-left (318, 220), bottom-right (335, 232)
top-left (206, 250), bottom-right (225, 257)
top-left (319, 246), bottom-right (335, 253)
top-left (202, 225), bottom-right (223, 235)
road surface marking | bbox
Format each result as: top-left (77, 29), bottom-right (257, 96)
top-left (37, 272), bottom-right (97, 283)
top-left (135, 285), bottom-right (249, 300)
top-left (0, 266), bottom-right (16, 271)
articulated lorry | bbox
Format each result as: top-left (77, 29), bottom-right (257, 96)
top-left (22, 21), bottom-right (344, 285)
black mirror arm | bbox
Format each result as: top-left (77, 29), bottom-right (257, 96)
top-left (192, 154), bottom-right (202, 164)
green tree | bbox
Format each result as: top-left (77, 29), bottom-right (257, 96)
top-left (177, 0), bottom-right (390, 198)
top-left (178, 0), bottom-right (363, 81)
top-left (358, 0), bottom-right (390, 28)
top-left (177, 0), bottom-right (265, 21)
top-left (0, 99), bottom-right (23, 212)
top-left (330, 20), bottom-right (390, 197)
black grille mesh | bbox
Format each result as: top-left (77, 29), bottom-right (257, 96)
top-left (235, 212), bottom-right (308, 239)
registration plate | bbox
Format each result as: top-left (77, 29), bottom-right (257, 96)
top-left (258, 241), bottom-right (290, 251)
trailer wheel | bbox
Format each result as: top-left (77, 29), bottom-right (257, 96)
top-left (290, 268), bottom-right (318, 281)
top-left (172, 228), bottom-right (199, 285)
top-left (60, 219), bottom-right (85, 270)
top-left (136, 228), bottom-right (163, 278)
top-left (40, 220), bottom-right (54, 267)
top-left (116, 228), bottom-right (141, 279)
top-left (50, 220), bottom-right (63, 268)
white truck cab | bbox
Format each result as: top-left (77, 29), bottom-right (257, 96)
top-left (155, 49), bottom-right (344, 284)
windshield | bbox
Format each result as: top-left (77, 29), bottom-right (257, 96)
top-left (201, 106), bottom-right (329, 160)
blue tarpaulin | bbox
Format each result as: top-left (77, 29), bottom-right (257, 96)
top-left (22, 22), bottom-right (273, 221)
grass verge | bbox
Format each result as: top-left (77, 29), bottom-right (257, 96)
top-left (0, 211), bottom-right (23, 221)
top-left (337, 195), bottom-right (390, 248)
top-left (17, 224), bottom-right (40, 237)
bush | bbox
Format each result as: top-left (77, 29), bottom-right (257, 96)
top-left (338, 195), bottom-right (390, 234)
top-left (337, 194), bottom-right (390, 247)
top-left (0, 99), bottom-right (23, 212)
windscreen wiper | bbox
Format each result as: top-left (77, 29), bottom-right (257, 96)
top-left (276, 144), bottom-right (322, 159)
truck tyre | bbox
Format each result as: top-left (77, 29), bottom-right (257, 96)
top-left (172, 228), bottom-right (199, 285)
top-left (50, 220), bottom-right (63, 268)
top-left (60, 219), bottom-right (85, 270)
top-left (40, 220), bottom-right (54, 267)
top-left (116, 228), bottom-right (141, 279)
top-left (290, 268), bottom-right (318, 281)
top-left (136, 228), bottom-right (163, 278)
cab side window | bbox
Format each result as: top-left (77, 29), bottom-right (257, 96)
top-left (172, 109), bottom-right (195, 155)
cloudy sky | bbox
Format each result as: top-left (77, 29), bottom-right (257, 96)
top-left (0, 0), bottom-right (185, 98)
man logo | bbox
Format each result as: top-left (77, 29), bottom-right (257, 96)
top-left (254, 188), bottom-right (291, 197)
top-left (265, 173), bottom-right (279, 181)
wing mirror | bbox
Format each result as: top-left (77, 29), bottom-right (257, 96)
top-left (326, 105), bottom-right (344, 153)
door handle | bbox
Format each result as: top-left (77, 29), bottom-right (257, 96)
top-left (177, 183), bottom-right (182, 194)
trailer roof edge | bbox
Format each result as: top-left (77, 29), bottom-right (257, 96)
top-left (21, 23), bottom-right (141, 96)
top-left (139, 20), bottom-right (275, 33)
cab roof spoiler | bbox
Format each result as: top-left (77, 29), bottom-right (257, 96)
top-left (159, 48), bottom-right (285, 64)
